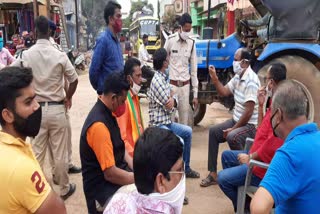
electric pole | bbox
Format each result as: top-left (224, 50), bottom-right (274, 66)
top-left (33, 0), bottom-right (39, 18)
top-left (75, 0), bottom-right (79, 48)
top-left (46, 0), bottom-right (51, 19)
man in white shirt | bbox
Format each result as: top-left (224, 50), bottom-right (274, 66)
top-left (138, 34), bottom-right (151, 67)
top-left (164, 13), bottom-right (198, 127)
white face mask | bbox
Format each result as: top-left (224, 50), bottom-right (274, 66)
top-left (266, 81), bottom-right (272, 97)
top-left (180, 31), bottom-right (190, 40)
top-left (233, 60), bottom-right (243, 75)
top-left (149, 174), bottom-right (186, 214)
top-left (130, 76), bottom-right (141, 95)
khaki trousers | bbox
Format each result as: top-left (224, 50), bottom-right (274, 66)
top-left (170, 83), bottom-right (193, 127)
top-left (48, 111), bottom-right (73, 171)
top-left (31, 104), bottom-right (70, 195)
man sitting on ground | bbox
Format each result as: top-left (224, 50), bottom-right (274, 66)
top-left (217, 62), bottom-right (286, 212)
top-left (117, 58), bottom-right (144, 157)
top-left (80, 72), bottom-right (134, 214)
top-left (148, 48), bottom-right (200, 179)
top-left (0, 67), bottom-right (66, 213)
top-left (104, 127), bottom-right (185, 214)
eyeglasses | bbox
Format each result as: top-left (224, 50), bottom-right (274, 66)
top-left (168, 162), bottom-right (185, 174)
top-left (264, 77), bottom-right (272, 84)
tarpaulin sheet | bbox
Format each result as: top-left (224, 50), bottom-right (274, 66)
top-left (261, 0), bottom-right (320, 40)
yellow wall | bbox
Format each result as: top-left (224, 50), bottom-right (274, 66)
top-left (39, 5), bottom-right (48, 17)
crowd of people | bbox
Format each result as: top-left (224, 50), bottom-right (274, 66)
top-left (0, 1), bottom-right (320, 214)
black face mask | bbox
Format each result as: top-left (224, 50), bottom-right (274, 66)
top-left (270, 109), bottom-right (281, 138)
top-left (13, 107), bottom-right (42, 137)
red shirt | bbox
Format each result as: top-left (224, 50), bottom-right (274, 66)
top-left (249, 108), bottom-right (284, 179)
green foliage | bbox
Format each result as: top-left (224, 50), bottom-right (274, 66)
top-left (123, 0), bottom-right (153, 28)
top-left (163, 8), bottom-right (177, 29)
top-left (82, 0), bottom-right (109, 39)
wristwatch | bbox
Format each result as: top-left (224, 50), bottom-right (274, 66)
top-left (249, 154), bottom-right (253, 159)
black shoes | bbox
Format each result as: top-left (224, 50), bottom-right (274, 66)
top-left (68, 165), bottom-right (82, 174)
top-left (61, 183), bottom-right (76, 200)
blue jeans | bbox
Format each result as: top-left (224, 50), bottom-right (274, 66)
top-left (159, 122), bottom-right (192, 172)
top-left (218, 150), bottom-right (262, 211)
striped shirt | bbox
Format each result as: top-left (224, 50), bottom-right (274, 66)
top-left (148, 70), bottom-right (175, 126)
top-left (227, 66), bottom-right (260, 125)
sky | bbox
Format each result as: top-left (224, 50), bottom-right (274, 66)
top-left (118, 0), bottom-right (158, 18)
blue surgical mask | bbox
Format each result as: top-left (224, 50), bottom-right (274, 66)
top-left (165, 68), bottom-right (169, 76)
top-left (165, 68), bottom-right (170, 83)
top-left (0, 38), bottom-right (3, 51)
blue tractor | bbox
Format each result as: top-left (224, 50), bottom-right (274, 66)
top-left (194, 0), bottom-right (320, 126)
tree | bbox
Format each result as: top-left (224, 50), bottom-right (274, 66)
top-left (122, 0), bottom-right (153, 28)
top-left (162, 8), bottom-right (178, 30)
top-left (82, 0), bottom-right (110, 40)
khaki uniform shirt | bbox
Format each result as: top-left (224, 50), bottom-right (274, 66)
top-left (12, 39), bottom-right (78, 102)
top-left (164, 33), bottom-right (198, 98)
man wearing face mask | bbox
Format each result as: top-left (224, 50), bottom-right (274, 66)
top-left (0, 36), bottom-right (15, 70)
top-left (11, 16), bottom-right (78, 200)
top-left (251, 80), bottom-right (320, 214)
top-left (164, 13), bottom-right (198, 128)
top-left (148, 48), bottom-right (200, 182)
top-left (89, 1), bottom-right (124, 95)
top-left (201, 48), bottom-right (260, 187)
top-left (0, 67), bottom-right (67, 214)
top-left (117, 58), bottom-right (144, 157)
top-left (217, 63), bottom-right (286, 212)
top-left (104, 127), bottom-right (185, 214)
top-left (80, 72), bottom-right (134, 214)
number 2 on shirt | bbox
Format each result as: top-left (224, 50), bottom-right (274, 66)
top-left (31, 171), bottom-right (45, 194)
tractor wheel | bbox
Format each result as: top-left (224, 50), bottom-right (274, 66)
top-left (259, 56), bottom-right (319, 125)
top-left (194, 104), bottom-right (207, 126)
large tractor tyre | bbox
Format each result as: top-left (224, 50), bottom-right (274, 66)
top-left (194, 104), bottom-right (207, 126)
top-left (259, 56), bottom-right (318, 125)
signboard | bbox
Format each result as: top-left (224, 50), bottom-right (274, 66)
top-left (140, 20), bottom-right (159, 26)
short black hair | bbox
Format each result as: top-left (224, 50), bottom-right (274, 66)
top-left (173, 23), bottom-right (181, 30)
top-left (153, 48), bottom-right (167, 71)
top-left (35, 16), bottom-right (49, 36)
top-left (240, 48), bottom-right (251, 62)
top-left (0, 67), bottom-right (33, 126)
top-left (103, 72), bottom-right (130, 95)
top-left (124, 58), bottom-right (141, 77)
top-left (179, 13), bottom-right (192, 26)
top-left (143, 34), bottom-right (148, 39)
top-left (268, 62), bottom-right (287, 84)
top-left (104, 1), bottom-right (122, 25)
top-left (133, 127), bottom-right (183, 194)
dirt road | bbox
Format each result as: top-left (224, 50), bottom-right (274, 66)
top-left (46, 74), bottom-right (234, 214)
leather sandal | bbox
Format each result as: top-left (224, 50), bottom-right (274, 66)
top-left (200, 174), bottom-right (217, 187)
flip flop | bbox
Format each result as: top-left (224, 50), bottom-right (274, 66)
top-left (200, 174), bottom-right (217, 187)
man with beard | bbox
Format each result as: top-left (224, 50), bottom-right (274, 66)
top-left (117, 58), bottom-right (144, 157)
top-left (12, 16), bottom-right (78, 200)
top-left (0, 67), bottom-right (66, 213)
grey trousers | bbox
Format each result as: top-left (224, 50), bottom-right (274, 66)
top-left (207, 119), bottom-right (256, 172)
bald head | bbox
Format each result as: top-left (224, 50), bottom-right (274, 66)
top-left (234, 48), bottom-right (251, 62)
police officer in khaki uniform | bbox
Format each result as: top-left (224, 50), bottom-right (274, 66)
top-left (164, 13), bottom-right (198, 127)
top-left (12, 16), bottom-right (78, 200)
